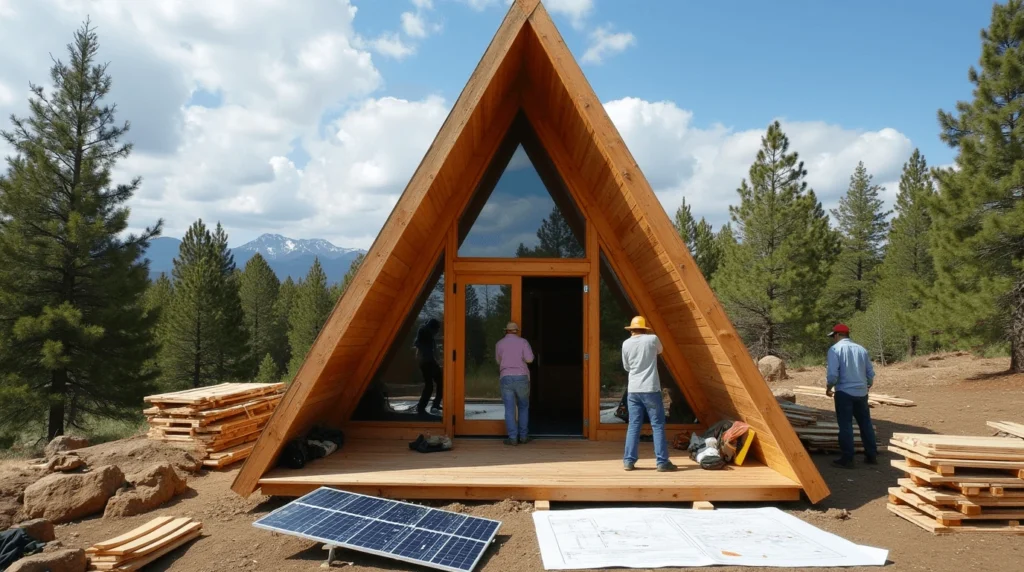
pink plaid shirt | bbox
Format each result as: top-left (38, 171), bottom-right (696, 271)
top-left (495, 333), bottom-right (534, 378)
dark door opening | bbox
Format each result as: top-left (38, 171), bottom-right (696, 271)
top-left (521, 277), bottom-right (584, 437)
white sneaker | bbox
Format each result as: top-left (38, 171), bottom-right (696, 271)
top-left (429, 406), bottom-right (441, 415)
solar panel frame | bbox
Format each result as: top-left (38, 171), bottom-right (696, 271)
top-left (253, 487), bottom-right (501, 572)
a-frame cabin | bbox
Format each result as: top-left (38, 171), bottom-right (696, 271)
top-left (233, 0), bottom-right (829, 504)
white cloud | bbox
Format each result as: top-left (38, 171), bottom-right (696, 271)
top-left (369, 32), bottom-right (415, 60)
top-left (582, 25), bottom-right (636, 64)
top-left (0, 1), bottom-right (918, 254)
top-left (402, 11), bottom-right (428, 39)
top-left (604, 97), bottom-right (915, 230)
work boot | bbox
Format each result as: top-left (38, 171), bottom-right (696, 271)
top-left (503, 438), bottom-right (518, 446)
top-left (864, 456), bottom-right (878, 465)
top-left (656, 461), bottom-right (678, 472)
top-left (623, 461), bottom-right (635, 471)
top-left (519, 436), bottom-right (533, 444)
top-left (832, 458), bottom-right (855, 469)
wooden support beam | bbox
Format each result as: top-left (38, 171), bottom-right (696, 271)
top-left (535, 500), bottom-right (551, 511)
top-left (692, 501), bottom-right (715, 511)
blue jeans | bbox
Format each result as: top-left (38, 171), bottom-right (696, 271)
top-left (624, 392), bottom-right (669, 466)
top-left (500, 375), bottom-right (530, 440)
top-left (834, 390), bottom-right (878, 461)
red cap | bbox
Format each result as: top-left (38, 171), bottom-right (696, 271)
top-left (828, 323), bottom-right (850, 337)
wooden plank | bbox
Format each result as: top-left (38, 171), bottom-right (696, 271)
top-left (692, 501), bottom-right (715, 510)
top-left (453, 259), bottom-right (590, 275)
top-left (989, 421), bottom-right (1024, 439)
top-left (535, 500), bottom-right (551, 511)
top-left (87, 517), bottom-right (176, 553)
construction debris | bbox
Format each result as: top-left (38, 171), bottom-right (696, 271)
top-left (86, 516), bottom-right (202, 571)
top-left (144, 383), bottom-right (284, 468)
top-left (888, 432), bottom-right (1024, 535)
top-left (791, 386), bottom-right (915, 407)
top-left (777, 400), bottom-right (872, 453)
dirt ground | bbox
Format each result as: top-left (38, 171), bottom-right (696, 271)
top-left (4, 353), bottom-right (1024, 572)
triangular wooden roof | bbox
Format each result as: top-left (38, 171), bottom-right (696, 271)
top-left (232, 0), bottom-right (829, 503)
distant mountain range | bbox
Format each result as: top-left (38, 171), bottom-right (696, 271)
top-left (145, 233), bottom-right (366, 284)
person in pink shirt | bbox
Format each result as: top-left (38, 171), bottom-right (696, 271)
top-left (495, 321), bottom-right (534, 446)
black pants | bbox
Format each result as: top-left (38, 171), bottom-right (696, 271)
top-left (418, 360), bottom-right (443, 412)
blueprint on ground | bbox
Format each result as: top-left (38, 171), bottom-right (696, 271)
top-left (532, 507), bottom-right (887, 569)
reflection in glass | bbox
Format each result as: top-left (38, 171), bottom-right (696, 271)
top-left (351, 257), bottom-right (445, 422)
top-left (598, 252), bottom-right (698, 425)
top-left (463, 283), bottom-right (512, 421)
top-left (458, 144), bottom-right (585, 258)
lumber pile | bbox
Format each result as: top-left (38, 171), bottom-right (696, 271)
top-left (778, 400), bottom-right (873, 453)
top-left (144, 382), bottom-right (284, 468)
top-left (791, 385), bottom-right (915, 407)
top-left (888, 432), bottom-right (1024, 535)
top-left (86, 516), bottom-right (202, 571)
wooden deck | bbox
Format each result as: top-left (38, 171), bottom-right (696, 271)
top-left (257, 439), bottom-right (803, 503)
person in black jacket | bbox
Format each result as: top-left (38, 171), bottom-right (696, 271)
top-left (415, 318), bottom-right (443, 415)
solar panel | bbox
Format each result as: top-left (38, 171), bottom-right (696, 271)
top-left (253, 487), bottom-right (501, 572)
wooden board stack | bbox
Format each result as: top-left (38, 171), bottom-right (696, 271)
top-left (989, 420), bottom-right (1024, 439)
top-left (888, 432), bottom-right (1024, 535)
top-left (777, 400), bottom-right (873, 453)
top-left (144, 383), bottom-right (285, 468)
top-left (86, 516), bottom-right (202, 571)
top-left (791, 385), bottom-right (915, 407)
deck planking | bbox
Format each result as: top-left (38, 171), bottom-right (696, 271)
top-left (257, 439), bottom-right (802, 502)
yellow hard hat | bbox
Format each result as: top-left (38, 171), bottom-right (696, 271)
top-left (625, 316), bottom-right (650, 331)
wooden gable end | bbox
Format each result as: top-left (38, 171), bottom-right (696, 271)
top-left (232, 0), bottom-right (829, 504)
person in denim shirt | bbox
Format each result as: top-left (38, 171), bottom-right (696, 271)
top-left (621, 316), bottom-right (676, 472)
top-left (495, 322), bottom-right (534, 446)
top-left (825, 323), bottom-right (879, 468)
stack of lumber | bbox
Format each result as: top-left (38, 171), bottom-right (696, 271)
top-left (777, 400), bottom-right (873, 453)
top-left (144, 382), bottom-right (284, 468)
top-left (86, 516), bottom-right (202, 571)
top-left (888, 432), bottom-right (1024, 535)
top-left (791, 385), bottom-right (915, 407)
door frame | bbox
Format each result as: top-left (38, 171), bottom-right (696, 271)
top-left (453, 274), bottom-right (523, 436)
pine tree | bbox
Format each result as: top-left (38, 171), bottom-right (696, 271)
top-left (274, 277), bottom-right (297, 370)
top-left (287, 258), bottom-right (333, 377)
top-left (0, 20), bottom-right (161, 438)
top-left (931, 0), bottom-right (1024, 371)
top-left (673, 197), bottom-right (723, 281)
top-left (254, 353), bottom-right (279, 383)
top-left (161, 221), bottom-right (221, 388)
top-left (515, 207), bottom-right (585, 258)
top-left (878, 149), bottom-right (936, 355)
top-left (239, 253), bottom-right (282, 377)
top-left (210, 223), bottom-right (247, 380)
top-left (711, 121), bottom-right (839, 358)
top-left (821, 162), bottom-right (890, 321)
top-left (339, 253), bottom-right (366, 298)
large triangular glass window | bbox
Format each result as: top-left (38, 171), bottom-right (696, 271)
top-left (598, 251), bottom-right (698, 425)
top-left (351, 254), bottom-right (445, 423)
top-left (458, 114), bottom-right (586, 258)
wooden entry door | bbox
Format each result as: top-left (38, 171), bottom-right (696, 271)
top-left (454, 275), bottom-right (522, 436)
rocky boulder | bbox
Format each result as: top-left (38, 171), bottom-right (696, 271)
top-left (104, 463), bottom-right (188, 518)
top-left (758, 355), bottom-right (788, 383)
top-left (43, 436), bottom-right (89, 458)
top-left (11, 518), bottom-right (55, 543)
top-left (23, 465), bottom-right (125, 524)
top-left (6, 548), bottom-right (86, 572)
top-left (772, 388), bottom-right (796, 404)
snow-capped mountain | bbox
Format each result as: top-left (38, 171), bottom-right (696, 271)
top-left (233, 234), bottom-right (362, 261)
top-left (145, 234), bottom-right (365, 284)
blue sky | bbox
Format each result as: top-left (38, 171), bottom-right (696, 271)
top-left (356, 0), bottom-right (989, 169)
top-left (0, 0), bottom-right (998, 247)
